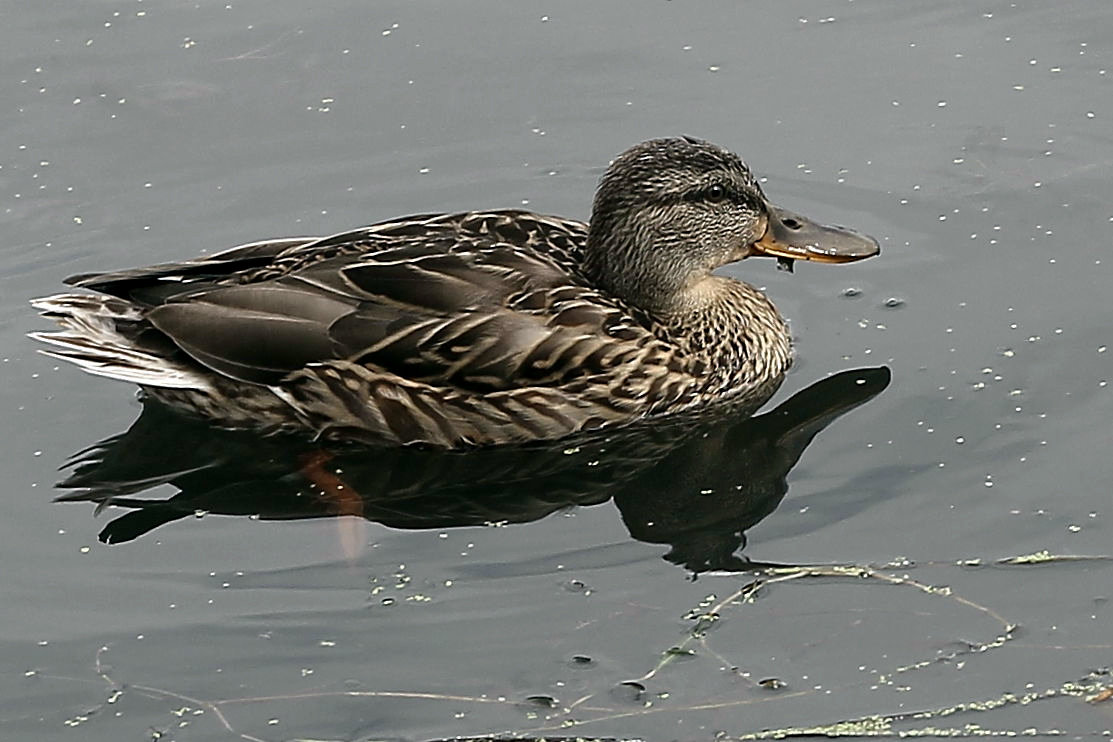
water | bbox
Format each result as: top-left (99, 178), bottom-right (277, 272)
top-left (3, 2), bottom-right (1111, 740)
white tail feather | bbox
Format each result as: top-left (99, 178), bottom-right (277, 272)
top-left (30, 294), bottom-right (212, 391)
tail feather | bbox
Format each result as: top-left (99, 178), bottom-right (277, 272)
top-left (30, 293), bottom-right (212, 391)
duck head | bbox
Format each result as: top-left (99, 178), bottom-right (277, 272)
top-left (584, 136), bottom-right (879, 316)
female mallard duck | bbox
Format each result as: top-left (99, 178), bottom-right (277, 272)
top-left (33, 137), bottom-right (878, 447)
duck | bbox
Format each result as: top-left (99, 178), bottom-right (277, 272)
top-left (32, 136), bottom-right (879, 448)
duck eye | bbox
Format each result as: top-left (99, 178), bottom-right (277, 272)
top-left (706, 184), bottom-right (727, 202)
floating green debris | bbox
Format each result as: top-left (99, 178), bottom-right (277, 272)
top-left (739, 714), bottom-right (891, 738)
top-left (664, 646), bottom-right (696, 657)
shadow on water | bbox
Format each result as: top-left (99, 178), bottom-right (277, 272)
top-left (56, 366), bottom-right (890, 573)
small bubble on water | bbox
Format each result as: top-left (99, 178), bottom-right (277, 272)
top-left (883, 297), bottom-right (904, 308)
top-left (841, 287), bottom-right (862, 298)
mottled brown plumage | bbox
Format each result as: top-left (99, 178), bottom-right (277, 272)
top-left (31, 137), bottom-right (879, 447)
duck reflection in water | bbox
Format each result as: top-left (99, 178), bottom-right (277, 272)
top-left (58, 366), bottom-right (889, 574)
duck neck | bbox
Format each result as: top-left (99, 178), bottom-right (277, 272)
top-left (659, 276), bottom-right (793, 397)
top-left (584, 224), bottom-right (793, 392)
top-left (583, 226), bottom-right (691, 316)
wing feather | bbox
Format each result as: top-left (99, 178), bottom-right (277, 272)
top-left (58, 210), bottom-right (683, 409)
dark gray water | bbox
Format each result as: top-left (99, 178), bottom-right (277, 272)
top-left (3, 2), bottom-right (1111, 740)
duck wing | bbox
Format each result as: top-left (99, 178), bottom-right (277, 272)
top-left (88, 212), bottom-right (664, 395)
top-left (65, 236), bottom-right (319, 305)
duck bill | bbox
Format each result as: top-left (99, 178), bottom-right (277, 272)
top-left (752, 204), bottom-right (880, 266)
